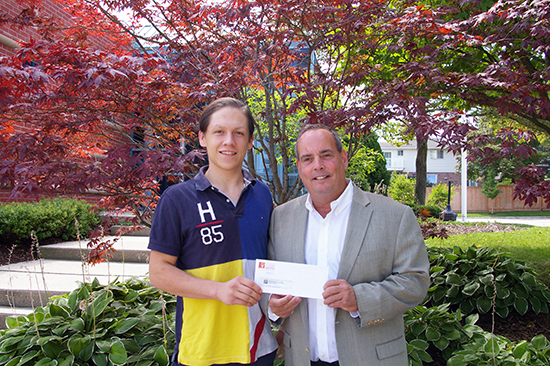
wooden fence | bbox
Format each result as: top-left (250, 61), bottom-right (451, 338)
top-left (426, 185), bottom-right (548, 213)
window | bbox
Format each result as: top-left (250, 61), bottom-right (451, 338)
top-left (397, 150), bottom-right (404, 156)
top-left (430, 149), bottom-right (445, 159)
top-left (427, 174), bottom-right (437, 184)
top-left (383, 152), bottom-right (392, 166)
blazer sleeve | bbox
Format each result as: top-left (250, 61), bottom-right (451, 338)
top-left (351, 205), bottom-right (430, 328)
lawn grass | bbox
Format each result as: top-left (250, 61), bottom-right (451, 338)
top-left (426, 226), bottom-right (550, 286)
top-left (458, 211), bottom-right (550, 217)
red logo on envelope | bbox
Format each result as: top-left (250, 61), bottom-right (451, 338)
top-left (259, 261), bottom-right (266, 268)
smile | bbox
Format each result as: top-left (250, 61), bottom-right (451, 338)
top-left (313, 175), bottom-right (329, 180)
top-left (220, 151), bottom-right (237, 156)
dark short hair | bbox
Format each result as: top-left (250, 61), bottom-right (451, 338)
top-left (295, 124), bottom-right (343, 158)
top-left (199, 97), bottom-right (255, 138)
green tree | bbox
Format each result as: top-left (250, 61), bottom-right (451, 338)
top-left (481, 167), bottom-right (502, 215)
top-left (427, 183), bottom-right (456, 211)
top-left (346, 133), bottom-right (391, 195)
top-left (388, 173), bottom-right (416, 208)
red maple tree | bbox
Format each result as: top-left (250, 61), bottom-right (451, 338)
top-left (1, 0), bottom-right (548, 262)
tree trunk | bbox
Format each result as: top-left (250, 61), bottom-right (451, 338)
top-left (415, 135), bottom-right (428, 206)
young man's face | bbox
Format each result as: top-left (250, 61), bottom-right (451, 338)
top-left (296, 128), bottom-right (348, 205)
top-left (199, 107), bottom-right (253, 174)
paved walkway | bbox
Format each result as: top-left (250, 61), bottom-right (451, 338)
top-left (460, 216), bottom-right (550, 227)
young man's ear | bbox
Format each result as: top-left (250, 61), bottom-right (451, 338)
top-left (198, 131), bottom-right (206, 148)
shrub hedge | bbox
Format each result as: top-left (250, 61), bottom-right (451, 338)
top-left (0, 198), bottom-right (100, 245)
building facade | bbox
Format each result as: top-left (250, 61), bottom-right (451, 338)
top-left (379, 139), bottom-right (461, 186)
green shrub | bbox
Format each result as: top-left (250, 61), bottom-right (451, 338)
top-left (447, 333), bottom-right (550, 366)
top-left (0, 198), bottom-right (100, 244)
top-left (425, 246), bottom-right (550, 318)
top-left (415, 205), bottom-right (442, 218)
top-left (0, 277), bottom-right (176, 366)
top-left (427, 183), bottom-right (455, 210)
top-left (388, 173), bottom-right (415, 207)
top-left (405, 304), bottom-right (485, 365)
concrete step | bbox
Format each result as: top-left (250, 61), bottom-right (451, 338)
top-left (39, 236), bottom-right (150, 263)
top-left (0, 236), bottom-right (151, 329)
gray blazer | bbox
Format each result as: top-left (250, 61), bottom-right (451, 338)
top-left (267, 184), bottom-right (430, 366)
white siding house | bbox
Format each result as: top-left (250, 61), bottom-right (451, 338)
top-left (379, 139), bottom-right (460, 185)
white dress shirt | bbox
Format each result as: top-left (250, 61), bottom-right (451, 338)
top-left (304, 181), bottom-right (354, 363)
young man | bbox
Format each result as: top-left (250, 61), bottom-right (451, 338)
top-left (148, 98), bottom-right (277, 366)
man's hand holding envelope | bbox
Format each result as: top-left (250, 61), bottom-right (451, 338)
top-left (255, 259), bottom-right (326, 318)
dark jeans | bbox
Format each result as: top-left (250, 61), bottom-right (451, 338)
top-left (311, 361), bottom-right (340, 366)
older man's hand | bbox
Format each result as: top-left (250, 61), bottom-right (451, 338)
top-left (268, 294), bottom-right (302, 318)
top-left (322, 279), bottom-right (358, 312)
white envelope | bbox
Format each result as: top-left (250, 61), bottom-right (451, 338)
top-left (254, 259), bottom-right (329, 299)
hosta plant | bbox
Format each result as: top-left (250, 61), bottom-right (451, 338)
top-left (447, 333), bottom-right (550, 366)
top-left (0, 277), bottom-right (176, 366)
top-left (405, 304), bottom-right (485, 365)
top-left (425, 246), bottom-right (550, 318)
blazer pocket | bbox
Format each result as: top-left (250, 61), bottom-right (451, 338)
top-left (375, 335), bottom-right (406, 360)
top-left (355, 249), bottom-right (387, 265)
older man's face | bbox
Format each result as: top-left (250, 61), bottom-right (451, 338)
top-left (296, 129), bottom-right (348, 206)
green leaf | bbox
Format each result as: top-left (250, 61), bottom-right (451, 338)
top-left (480, 274), bottom-right (494, 286)
top-left (17, 350), bottom-right (41, 365)
top-left (96, 340), bottom-right (112, 353)
top-left (512, 340), bottom-right (529, 359)
top-left (531, 334), bottom-right (548, 350)
top-left (154, 345), bottom-right (169, 365)
top-left (476, 298), bottom-right (492, 314)
top-left (444, 329), bottom-right (461, 340)
top-left (434, 337), bottom-right (450, 351)
top-left (34, 358), bottom-right (57, 366)
top-left (57, 354), bottom-right (74, 366)
top-left (447, 285), bottom-right (460, 298)
top-left (426, 327), bottom-right (441, 341)
top-left (408, 339), bottom-right (429, 350)
top-left (79, 339), bottom-right (94, 361)
top-left (70, 318), bottom-right (85, 332)
top-left (521, 273), bottom-right (537, 287)
top-left (41, 340), bottom-right (64, 359)
top-left (514, 297), bottom-right (529, 316)
top-left (4, 356), bottom-right (21, 366)
top-left (530, 297), bottom-right (541, 314)
top-left (484, 335), bottom-right (501, 357)
top-left (495, 305), bottom-right (510, 318)
top-left (459, 299), bottom-right (475, 314)
top-left (115, 318), bottom-right (141, 334)
top-left (410, 322), bottom-right (427, 337)
top-left (462, 282), bottom-right (480, 296)
top-left (49, 304), bottom-right (70, 319)
top-left (87, 290), bottom-right (112, 318)
top-left (496, 286), bottom-right (511, 299)
top-left (109, 341), bottom-right (128, 365)
top-left (417, 349), bottom-right (433, 362)
top-left (93, 353), bottom-right (109, 366)
top-left (5, 316), bottom-right (26, 328)
top-left (446, 273), bottom-right (462, 286)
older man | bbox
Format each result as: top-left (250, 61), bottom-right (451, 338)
top-left (267, 124), bottom-right (430, 366)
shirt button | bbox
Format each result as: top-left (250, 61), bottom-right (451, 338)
top-left (226, 199), bottom-right (230, 203)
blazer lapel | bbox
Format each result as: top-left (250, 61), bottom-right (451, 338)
top-left (338, 185), bottom-right (373, 280)
top-left (291, 196), bottom-right (308, 265)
